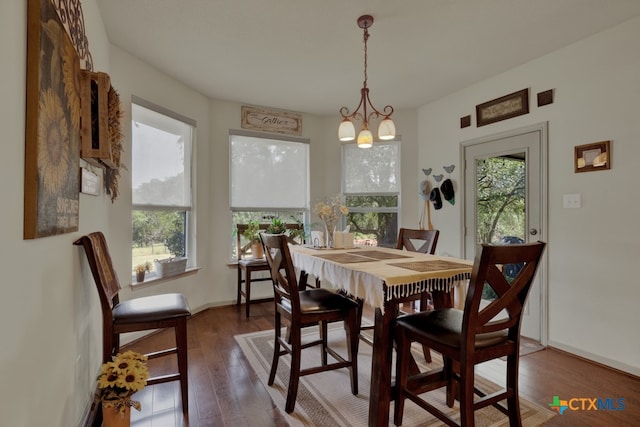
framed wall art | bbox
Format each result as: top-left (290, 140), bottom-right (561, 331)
top-left (574, 140), bottom-right (611, 173)
top-left (24, 0), bottom-right (81, 239)
top-left (476, 89), bottom-right (529, 127)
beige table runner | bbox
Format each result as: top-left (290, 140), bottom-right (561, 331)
top-left (389, 259), bottom-right (473, 272)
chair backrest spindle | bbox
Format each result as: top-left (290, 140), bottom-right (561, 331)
top-left (462, 242), bottom-right (546, 345)
top-left (260, 233), bottom-right (301, 313)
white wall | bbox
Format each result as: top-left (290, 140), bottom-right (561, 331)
top-left (0, 0), bottom-right (112, 425)
top-left (3, 1), bottom-right (637, 424)
top-left (418, 16), bottom-right (640, 375)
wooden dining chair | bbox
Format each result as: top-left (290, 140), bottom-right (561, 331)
top-left (393, 241), bottom-right (546, 427)
top-left (398, 228), bottom-right (440, 361)
top-left (236, 222), bottom-right (306, 317)
top-left (236, 223), bottom-right (271, 318)
top-left (260, 233), bottom-right (360, 413)
top-left (396, 228), bottom-right (440, 310)
top-left (359, 228), bottom-right (440, 360)
top-left (73, 232), bottom-right (191, 414)
top-left (396, 228), bottom-right (440, 254)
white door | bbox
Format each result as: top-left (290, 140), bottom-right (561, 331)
top-left (462, 123), bottom-right (548, 343)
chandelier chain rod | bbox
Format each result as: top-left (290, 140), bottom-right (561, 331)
top-left (363, 27), bottom-right (369, 89)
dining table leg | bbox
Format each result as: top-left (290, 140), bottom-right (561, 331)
top-left (368, 301), bottom-right (397, 427)
top-left (367, 288), bottom-right (457, 426)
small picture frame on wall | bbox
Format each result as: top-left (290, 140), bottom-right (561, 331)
top-left (574, 141), bottom-right (611, 173)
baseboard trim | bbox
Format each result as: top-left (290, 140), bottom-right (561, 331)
top-left (548, 341), bottom-right (640, 378)
top-left (79, 388), bottom-right (102, 427)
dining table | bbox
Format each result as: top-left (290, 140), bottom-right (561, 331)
top-left (288, 244), bottom-right (474, 427)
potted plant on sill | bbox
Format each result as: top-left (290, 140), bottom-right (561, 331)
top-left (134, 261), bottom-right (152, 283)
top-left (266, 217), bottom-right (287, 234)
top-left (243, 220), bottom-right (264, 259)
top-left (287, 216), bottom-right (306, 244)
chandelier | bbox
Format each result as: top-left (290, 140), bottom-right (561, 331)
top-left (338, 15), bottom-right (396, 148)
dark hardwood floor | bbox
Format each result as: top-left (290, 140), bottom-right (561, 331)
top-left (121, 301), bottom-right (640, 426)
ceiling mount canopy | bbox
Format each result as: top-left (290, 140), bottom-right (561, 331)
top-left (338, 15), bottom-right (396, 148)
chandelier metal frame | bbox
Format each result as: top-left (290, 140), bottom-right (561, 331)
top-left (338, 15), bottom-right (395, 148)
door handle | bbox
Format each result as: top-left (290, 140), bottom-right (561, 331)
top-left (529, 228), bottom-right (538, 236)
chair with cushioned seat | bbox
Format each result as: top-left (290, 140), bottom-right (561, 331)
top-left (236, 222), bottom-right (306, 317)
top-left (393, 241), bottom-right (545, 427)
top-left (73, 232), bottom-right (191, 414)
top-left (359, 228), bottom-right (440, 361)
top-left (396, 227), bottom-right (440, 315)
top-left (260, 232), bottom-right (360, 414)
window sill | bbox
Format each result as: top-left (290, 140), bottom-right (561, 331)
top-left (129, 267), bottom-right (201, 290)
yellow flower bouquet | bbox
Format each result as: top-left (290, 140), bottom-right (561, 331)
top-left (313, 194), bottom-right (349, 247)
top-left (97, 351), bottom-right (150, 416)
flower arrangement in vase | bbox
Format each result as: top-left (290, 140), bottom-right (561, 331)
top-left (98, 351), bottom-right (150, 426)
top-left (313, 194), bottom-right (349, 248)
top-left (133, 261), bottom-right (152, 283)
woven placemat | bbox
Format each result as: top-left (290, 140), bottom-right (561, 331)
top-left (349, 250), bottom-right (412, 260)
top-left (314, 253), bottom-right (378, 263)
top-left (389, 260), bottom-right (472, 272)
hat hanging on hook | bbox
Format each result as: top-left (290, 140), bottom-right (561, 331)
top-left (430, 187), bottom-right (443, 210)
top-left (441, 179), bottom-right (455, 205)
top-left (441, 165), bottom-right (455, 205)
top-left (419, 180), bottom-right (430, 200)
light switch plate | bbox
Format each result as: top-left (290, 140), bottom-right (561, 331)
top-left (563, 193), bottom-right (581, 208)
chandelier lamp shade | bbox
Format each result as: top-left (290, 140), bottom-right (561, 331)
top-left (338, 15), bottom-right (396, 148)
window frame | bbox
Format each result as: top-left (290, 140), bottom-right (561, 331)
top-left (341, 140), bottom-right (401, 247)
top-left (229, 130), bottom-right (310, 260)
top-left (131, 96), bottom-right (196, 280)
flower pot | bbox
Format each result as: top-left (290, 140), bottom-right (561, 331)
top-left (102, 403), bottom-right (131, 427)
top-left (136, 271), bottom-right (145, 283)
top-left (251, 241), bottom-right (264, 259)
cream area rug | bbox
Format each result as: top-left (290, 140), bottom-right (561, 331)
top-left (235, 326), bottom-right (556, 427)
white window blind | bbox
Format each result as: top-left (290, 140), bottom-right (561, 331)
top-left (343, 141), bottom-right (400, 194)
top-left (132, 103), bottom-right (193, 210)
top-left (230, 132), bottom-right (309, 209)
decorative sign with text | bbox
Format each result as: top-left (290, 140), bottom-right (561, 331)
top-left (241, 106), bottom-right (302, 136)
top-left (476, 89), bottom-right (529, 127)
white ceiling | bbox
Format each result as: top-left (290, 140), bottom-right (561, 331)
top-left (96, 0), bottom-right (640, 116)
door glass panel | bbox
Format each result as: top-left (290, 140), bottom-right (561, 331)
top-left (475, 154), bottom-right (526, 244)
top-left (476, 154), bottom-right (526, 301)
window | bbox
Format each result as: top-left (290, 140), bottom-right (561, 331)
top-left (131, 97), bottom-right (195, 279)
top-left (342, 141), bottom-right (400, 247)
top-left (230, 130), bottom-right (309, 259)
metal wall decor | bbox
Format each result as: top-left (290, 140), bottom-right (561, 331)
top-left (51, 0), bottom-right (93, 70)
